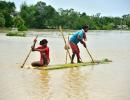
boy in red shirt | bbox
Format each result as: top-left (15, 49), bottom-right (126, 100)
top-left (31, 39), bottom-right (50, 67)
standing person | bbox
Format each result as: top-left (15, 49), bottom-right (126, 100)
top-left (31, 39), bottom-right (50, 67)
top-left (69, 24), bottom-right (88, 63)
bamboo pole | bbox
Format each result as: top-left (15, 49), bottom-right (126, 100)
top-left (85, 46), bottom-right (94, 63)
top-left (59, 26), bottom-right (71, 61)
top-left (21, 34), bottom-right (38, 68)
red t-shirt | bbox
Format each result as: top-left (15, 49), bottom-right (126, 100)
top-left (36, 46), bottom-right (50, 64)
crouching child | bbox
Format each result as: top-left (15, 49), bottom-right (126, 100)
top-left (31, 39), bottom-right (50, 67)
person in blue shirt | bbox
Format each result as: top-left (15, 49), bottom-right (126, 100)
top-left (69, 24), bottom-right (88, 63)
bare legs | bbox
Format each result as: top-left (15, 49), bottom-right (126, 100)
top-left (31, 53), bottom-right (49, 67)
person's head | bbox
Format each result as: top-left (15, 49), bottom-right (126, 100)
top-left (82, 24), bottom-right (89, 32)
top-left (40, 39), bottom-right (48, 47)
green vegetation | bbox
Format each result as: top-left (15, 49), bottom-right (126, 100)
top-left (0, 1), bottom-right (130, 30)
top-left (6, 31), bottom-right (26, 37)
top-left (32, 58), bottom-right (112, 70)
top-left (13, 16), bottom-right (27, 31)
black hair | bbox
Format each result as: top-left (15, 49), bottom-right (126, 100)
top-left (40, 39), bottom-right (48, 45)
top-left (82, 24), bottom-right (89, 29)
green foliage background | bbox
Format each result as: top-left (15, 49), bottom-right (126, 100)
top-left (0, 1), bottom-right (130, 30)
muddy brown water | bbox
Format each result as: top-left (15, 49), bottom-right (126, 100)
top-left (0, 31), bottom-right (130, 100)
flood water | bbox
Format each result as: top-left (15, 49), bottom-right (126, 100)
top-left (0, 30), bottom-right (130, 100)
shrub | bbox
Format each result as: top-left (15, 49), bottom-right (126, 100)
top-left (6, 31), bottom-right (26, 37)
top-left (18, 24), bottom-right (27, 31)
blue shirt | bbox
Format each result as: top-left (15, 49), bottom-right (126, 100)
top-left (69, 29), bottom-right (84, 44)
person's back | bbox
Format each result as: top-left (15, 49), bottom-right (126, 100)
top-left (69, 30), bottom-right (84, 44)
top-left (36, 45), bottom-right (50, 65)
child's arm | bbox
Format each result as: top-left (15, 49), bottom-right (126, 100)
top-left (32, 47), bottom-right (48, 52)
top-left (31, 38), bottom-right (37, 51)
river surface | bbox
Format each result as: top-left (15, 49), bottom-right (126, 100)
top-left (0, 30), bottom-right (130, 100)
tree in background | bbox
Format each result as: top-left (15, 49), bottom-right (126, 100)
top-left (1, 1), bottom-right (130, 30)
top-left (0, 1), bottom-right (15, 27)
top-left (13, 15), bottom-right (27, 31)
top-left (57, 8), bottom-right (80, 29)
top-left (0, 13), bottom-right (5, 27)
top-left (20, 2), bottom-right (36, 28)
top-left (34, 1), bottom-right (58, 28)
top-left (122, 14), bottom-right (130, 29)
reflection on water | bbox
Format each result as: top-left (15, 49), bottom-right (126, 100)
top-left (39, 68), bottom-right (91, 100)
top-left (39, 70), bottom-right (52, 100)
top-left (63, 68), bottom-right (89, 100)
top-left (0, 31), bottom-right (130, 100)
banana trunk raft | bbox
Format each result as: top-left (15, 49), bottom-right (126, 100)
top-left (31, 58), bottom-right (112, 70)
